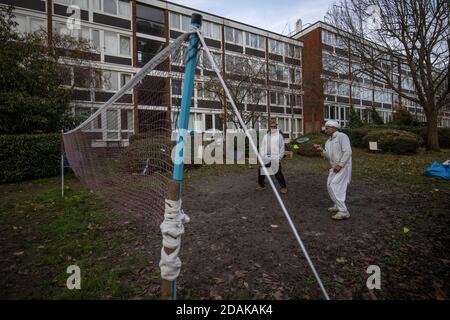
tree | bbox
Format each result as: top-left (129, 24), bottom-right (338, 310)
top-left (369, 106), bottom-right (384, 125)
top-left (0, 6), bottom-right (101, 134)
top-left (200, 50), bottom-right (267, 131)
top-left (348, 105), bottom-right (364, 128)
top-left (392, 104), bottom-right (413, 126)
top-left (326, 0), bottom-right (449, 150)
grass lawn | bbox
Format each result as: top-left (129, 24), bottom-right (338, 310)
top-left (0, 147), bottom-right (449, 299)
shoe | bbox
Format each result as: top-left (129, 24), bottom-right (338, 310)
top-left (332, 212), bottom-right (350, 220)
top-left (328, 207), bottom-right (339, 213)
top-left (280, 188), bottom-right (288, 194)
top-left (256, 186), bottom-right (266, 191)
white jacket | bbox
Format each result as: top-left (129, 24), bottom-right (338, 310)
top-left (322, 131), bottom-right (352, 168)
top-left (260, 130), bottom-right (285, 164)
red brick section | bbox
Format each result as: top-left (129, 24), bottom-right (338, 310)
top-left (298, 28), bottom-right (324, 134)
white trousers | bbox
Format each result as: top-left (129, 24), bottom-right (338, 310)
top-left (327, 165), bottom-right (351, 213)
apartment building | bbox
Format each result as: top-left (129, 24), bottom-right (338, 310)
top-left (1, 0), bottom-right (304, 141)
top-left (294, 21), bottom-right (450, 133)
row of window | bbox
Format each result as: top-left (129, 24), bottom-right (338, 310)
top-left (325, 80), bottom-right (394, 103)
top-left (74, 106), bottom-right (133, 140)
top-left (324, 105), bottom-right (393, 127)
top-left (54, 22), bottom-right (131, 57)
top-left (169, 13), bottom-right (300, 56)
top-left (172, 112), bottom-right (303, 136)
top-left (62, 65), bottom-right (132, 91)
top-left (55, 0), bottom-right (131, 18)
top-left (172, 79), bottom-right (302, 107)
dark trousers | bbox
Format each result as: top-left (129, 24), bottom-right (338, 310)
top-left (258, 162), bottom-right (287, 188)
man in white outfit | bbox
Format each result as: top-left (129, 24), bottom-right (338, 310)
top-left (314, 120), bottom-right (352, 220)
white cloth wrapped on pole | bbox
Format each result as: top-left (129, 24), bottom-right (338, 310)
top-left (159, 199), bottom-right (190, 281)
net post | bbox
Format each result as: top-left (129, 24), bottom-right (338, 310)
top-left (60, 130), bottom-right (64, 200)
top-left (160, 13), bottom-right (202, 300)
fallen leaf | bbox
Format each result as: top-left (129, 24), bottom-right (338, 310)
top-left (336, 257), bottom-right (347, 263)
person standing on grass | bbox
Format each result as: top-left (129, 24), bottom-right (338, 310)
top-left (256, 119), bottom-right (288, 194)
top-left (314, 120), bottom-right (352, 220)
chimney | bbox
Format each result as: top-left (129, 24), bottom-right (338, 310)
top-left (295, 19), bottom-right (303, 33)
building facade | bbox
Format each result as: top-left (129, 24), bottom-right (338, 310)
top-left (1, 0), bottom-right (304, 141)
top-left (294, 21), bottom-right (450, 133)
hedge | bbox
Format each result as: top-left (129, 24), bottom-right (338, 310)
top-left (0, 134), bottom-right (61, 183)
top-left (362, 129), bottom-right (423, 154)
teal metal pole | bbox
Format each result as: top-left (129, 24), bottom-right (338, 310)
top-left (173, 14), bottom-right (202, 182)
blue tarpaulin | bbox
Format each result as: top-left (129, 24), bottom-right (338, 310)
top-left (423, 162), bottom-right (450, 180)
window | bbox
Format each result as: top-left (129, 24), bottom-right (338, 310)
top-left (118, 0), bottom-right (131, 17)
top-left (290, 68), bottom-right (301, 84)
top-left (202, 21), bottom-right (221, 40)
top-left (172, 79), bottom-right (182, 96)
top-left (92, 30), bottom-right (100, 49)
top-left (120, 35), bottom-right (131, 56)
top-left (30, 18), bottom-right (45, 33)
top-left (337, 83), bottom-right (350, 97)
top-left (137, 38), bottom-right (165, 67)
top-left (106, 109), bottom-right (119, 140)
top-left (104, 0), bottom-right (118, 15)
top-left (246, 32), bottom-right (265, 50)
top-left (202, 50), bottom-right (221, 70)
top-left (92, 0), bottom-right (130, 18)
top-left (56, 0), bottom-right (88, 10)
top-left (224, 27), bottom-right (243, 45)
top-left (270, 92), bottom-right (285, 106)
top-left (170, 12), bottom-right (180, 30)
top-left (325, 81), bottom-right (337, 95)
top-left (120, 73), bottom-right (131, 88)
top-left (225, 54), bottom-right (245, 74)
top-left (15, 15), bottom-right (46, 34)
top-left (268, 39), bottom-right (284, 55)
top-left (104, 31), bottom-right (118, 56)
top-left (352, 85), bottom-right (361, 99)
top-left (121, 109), bottom-right (133, 130)
top-left (181, 15), bottom-right (190, 32)
top-left (361, 87), bottom-right (372, 101)
top-left (170, 13), bottom-right (192, 32)
top-left (322, 30), bottom-right (335, 46)
top-left (136, 4), bottom-right (165, 37)
top-left (103, 70), bottom-right (119, 91)
top-left (287, 44), bottom-right (300, 59)
top-left (269, 64), bottom-right (288, 82)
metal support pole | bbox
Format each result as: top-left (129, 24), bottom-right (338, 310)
top-left (161, 13), bottom-right (202, 300)
top-left (61, 130), bottom-right (64, 200)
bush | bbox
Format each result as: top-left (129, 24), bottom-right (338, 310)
top-left (362, 129), bottom-right (423, 154)
top-left (340, 127), bottom-right (373, 148)
top-left (0, 134), bottom-right (61, 183)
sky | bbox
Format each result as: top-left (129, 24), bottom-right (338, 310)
top-left (167, 0), bottom-right (336, 35)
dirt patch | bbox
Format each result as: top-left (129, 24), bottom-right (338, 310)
top-left (169, 167), bottom-right (450, 299)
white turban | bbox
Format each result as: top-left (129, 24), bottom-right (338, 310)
top-left (325, 120), bottom-right (340, 129)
